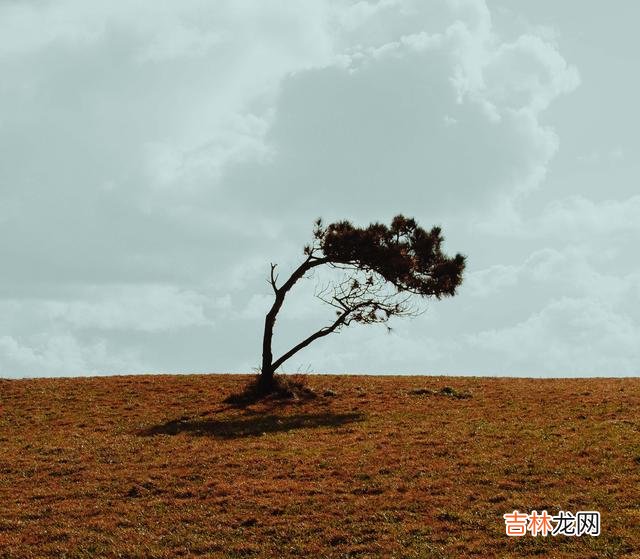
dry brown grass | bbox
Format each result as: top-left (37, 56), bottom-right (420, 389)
top-left (1, 373), bottom-right (639, 558)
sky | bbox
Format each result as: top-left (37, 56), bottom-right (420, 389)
top-left (0, 0), bottom-right (638, 378)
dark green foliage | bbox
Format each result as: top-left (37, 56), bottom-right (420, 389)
top-left (317, 215), bottom-right (465, 298)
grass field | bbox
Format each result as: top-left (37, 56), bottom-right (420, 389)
top-left (1, 373), bottom-right (639, 558)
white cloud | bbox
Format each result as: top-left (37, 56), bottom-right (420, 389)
top-left (0, 333), bottom-right (145, 377)
top-left (458, 239), bottom-right (640, 376)
top-left (482, 34), bottom-right (580, 113)
top-left (43, 285), bottom-right (224, 332)
top-left (468, 297), bottom-right (640, 376)
top-left (538, 195), bottom-right (640, 238)
top-left (216, 6), bottom-right (577, 226)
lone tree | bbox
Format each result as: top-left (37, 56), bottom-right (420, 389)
top-left (259, 215), bottom-right (465, 390)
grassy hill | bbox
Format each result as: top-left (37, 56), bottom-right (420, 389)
top-left (1, 374), bottom-right (639, 558)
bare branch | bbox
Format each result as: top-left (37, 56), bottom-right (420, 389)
top-left (271, 300), bottom-right (373, 372)
top-left (269, 263), bottom-right (279, 294)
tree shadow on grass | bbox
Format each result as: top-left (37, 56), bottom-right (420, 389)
top-left (138, 412), bottom-right (365, 439)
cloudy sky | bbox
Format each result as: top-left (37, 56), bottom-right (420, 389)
top-left (1, 0), bottom-right (638, 378)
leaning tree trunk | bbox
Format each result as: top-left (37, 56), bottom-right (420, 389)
top-left (259, 256), bottom-right (327, 390)
top-left (260, 306), bottom-right (278, 388)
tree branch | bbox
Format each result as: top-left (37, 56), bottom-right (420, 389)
top-left (262, 252), bottom-right (331, 378)
top-left (271, 301), bottom-right (372, 372)
top-left (278, 255), bottom-right (329, 295)
top-left (269, 263), bottom-right (279, 294)
top-left (271, 313), bottom-right (348, 372)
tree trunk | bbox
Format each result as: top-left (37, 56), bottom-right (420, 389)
top-left (259, 256), bottom-right (328, 390)
top-left (260, 308), bottom-right (277, 389)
